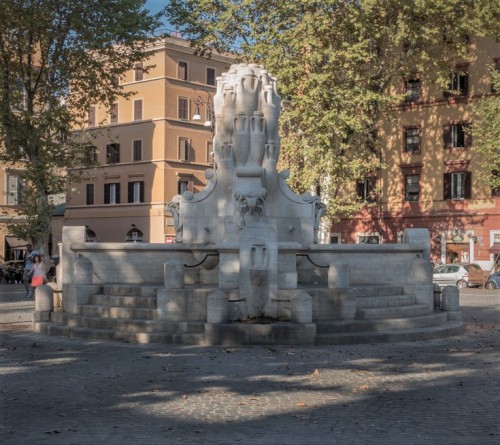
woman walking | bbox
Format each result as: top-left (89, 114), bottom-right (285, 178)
top-left (29, 254), bottom-right (46, 296)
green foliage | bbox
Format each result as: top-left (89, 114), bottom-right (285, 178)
top-left (0, 0), bottom-right (160, 250)
top-left (472, 68), bottom-right (500, 192)
top-left (165, 0), bottom-right (499, 221)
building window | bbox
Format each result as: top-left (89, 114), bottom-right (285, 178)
top-left (405, 79), bottom-right (420, 103)
top-left (443, 123), bottom-right (471, 149)
top-left (356, 177), bottom-right (376, 203)
top-left (178, 61), bottom-right (188, 80)
top-left (87, 106), bottom-right (96, 127)
top-left (405, 174), bottom-right (420, 201)
top-left (178, 179), bottom-right (193, 195)
top-left (206, 67), bottom-right (216, 86)
top-left (178, 137), bottom-right (190, 161)
top-left (104, 183), bottom-right (120, 204)
top-left (492, 171), bottom-right (500, 197)
top-left (106, 143), bottom-right (120, 164)
top-left (134, 62), bottom-right (144, 81)
top-left (357, 234), bottom-right (380, 244)
top-left (444, 172), bottom-right (471, 200)
top-left (491, 58), bottom-right (500, 93)
top-left (6, 174), bottom-right (23, 205)
top-left (330, 233), bottom-right (341, 244)
top-left (206, 141), bottom-right (214, 165)
top-left (133, 99), bottom-right (143, 121)
top-left (444, 70), bottom-right (469, 97)
top-left (133, 140), bottom-right (142, 161)
top-left (404, 127), bottom-right (420, 153)
top-left (109, 103), bottom-right (118, 124)
top-left (128, 181), bottom-right (144, 203)
top-left (178, 97), bottom-right (189, 120)
top-left (11, 79), bottom-right (26, 111)
top-left (126, 227), bottom-right (144, 242)
top-left (84, 145), bottom-right (97, 164)
top-left (86, 183), bottom-right (94, 205)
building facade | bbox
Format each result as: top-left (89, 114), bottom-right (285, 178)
top-left (64, 36), bottom-right (234, 243)
top-left (330, 36), bottom-right (500, 271)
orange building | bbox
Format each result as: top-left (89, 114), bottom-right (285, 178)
top-left (330, 36), bottom-right (500, 271)
top-left (64, 36), bottom-right (235, 243)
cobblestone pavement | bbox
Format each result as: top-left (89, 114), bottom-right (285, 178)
top-left (0, 285), bottom-right (499, 445)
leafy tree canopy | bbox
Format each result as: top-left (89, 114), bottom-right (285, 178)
top-left (472, 68), bottom-right (500, 193)
top-left (165, 0), bottom-right (500, 220)
top-left (0, 0), bottom-right (160, 252)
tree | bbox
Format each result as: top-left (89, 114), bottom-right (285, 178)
top-left (0, 0), bottom-right (160, 254)
top-left (165, 0), bottom-right (500, 221)
top-left (471, 68), bottom-right (500, 193)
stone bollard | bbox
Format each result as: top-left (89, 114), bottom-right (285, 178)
top-left (33, 285), bottom-right (54, 323)
top-left (441, 285), bottom-right (462, 321)
top-left (164, 258), bottom-right (185, 289)
top-left (328, 263), bottom-right (349, 289)
top-left (291, 292), bottom-right (312, 324)
top-left (207, 290), bottom-right (229, 323)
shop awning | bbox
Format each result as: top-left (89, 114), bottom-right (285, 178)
top-left (489, 243), bottom-right (500, 254)
top-left (4, 236), bottom-right (28, 249)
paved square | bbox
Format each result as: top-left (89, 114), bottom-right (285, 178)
top-left (1, 285), bottom-right (499, 445)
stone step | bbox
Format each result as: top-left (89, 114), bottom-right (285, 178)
top-left (358, 303), bottom-right (430, 320)
top-left (89, 294), bottom-right (157, 309)
top-left (50, 311), bottom-right (205, 334)
top-left (102, 285), bottom-right (159, 297)
top-left (36, 323), bottom-right (205, 345)
top-left (79, 305), bottom-right (158, 320)
top-left (350, 285), bottom-right (405, 298)
top-left (315, 320), bottom-right (464, 345)
top-left (356, 294), bottom-right (416, 309)
top-left (55, 312), bottom-right (165, 333)
top-left (316, 312), bottom-right (448, 334)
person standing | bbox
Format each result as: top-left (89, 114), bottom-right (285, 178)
top-left (22, 244), bottom-right (39, 298)
top-left (29, 254), bottom-right (46, 293)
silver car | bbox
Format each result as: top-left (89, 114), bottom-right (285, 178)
top-left (432, 263), bottom-right (484, 289)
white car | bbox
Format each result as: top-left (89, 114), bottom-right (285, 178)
top-left (432, 263), bottom-right (484, 289)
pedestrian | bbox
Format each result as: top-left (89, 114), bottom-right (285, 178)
top-left (29, 254), bottom-right (46, 294)
top-left (22, 244), bottom-right (39, 298)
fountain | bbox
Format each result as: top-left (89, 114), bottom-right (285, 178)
top-left (36, 64), bottom-right (463, 345)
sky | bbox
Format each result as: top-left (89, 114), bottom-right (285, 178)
top-left (144, 0), bottom-right (172, 32)
top-left (144, 0), bottom-right (167, 14)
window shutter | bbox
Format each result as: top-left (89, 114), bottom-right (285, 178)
top-left (88, 107), bottom-right (96, 127)
top-left (178, 62), bottom-right (187, 80)
top-left (134, 100), bottom-right (143, 121)
top-left (443, 173), bottom-right (451, 199)
top-left (462, 73), bottom-right (469, 95)
top-left (110, 103), bottom-right (118, 123)
top-left (367, 177), bottom-right (376, 203)
top-left (104, 184), bottom-right (110, 204)
top-left (464, 125), bottom-right (472, 148)
top-left (356, 181), bottom-right (364, 199)
top-left (135, 63), bottom-right (143, 81)
top-left (128, 182), bottom-right (133, 203)
top-left (139, 181), bottom-right (144, 202)
top-left (179, 138), bottom-right (189, 161)
top-left (86, 184), bottom-right (94, 205)
top-left (188, 180), bottom-right (194, 192)
top-left (464, 172), bottom-right (472, 199)
top-left (443, 125), bottom-right (451, 149)
top-left (115, 183), bottom-right (120, 204)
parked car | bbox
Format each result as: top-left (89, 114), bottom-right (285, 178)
top-left (432, 263), bottom-right (485, 289)
top-left (485, 271), bottom-right (500, 289)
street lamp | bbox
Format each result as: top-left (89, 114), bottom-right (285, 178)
top-left (192, 88), bottom-right (215, 134)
